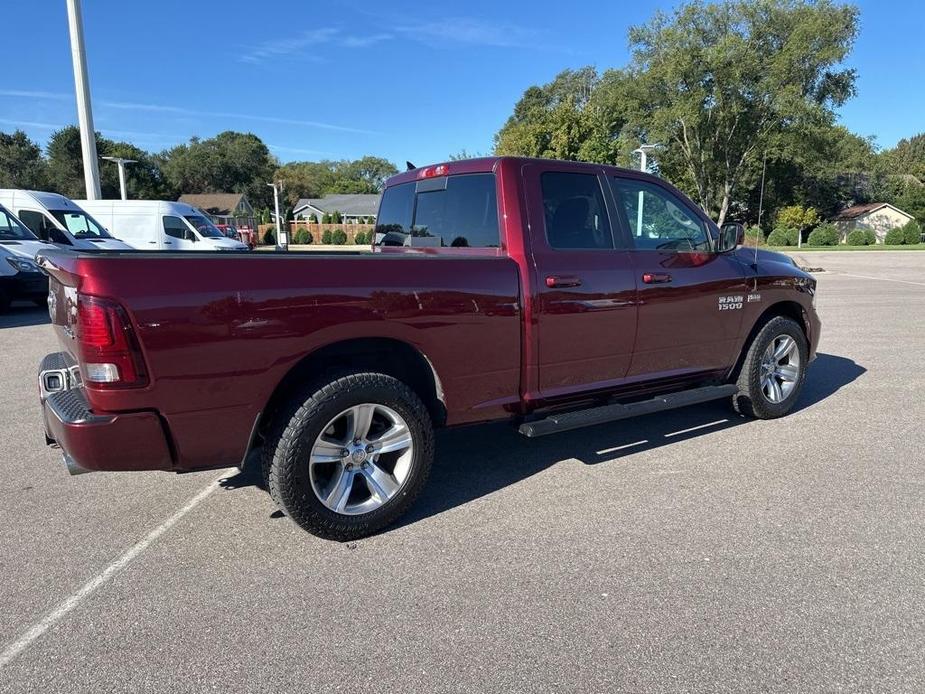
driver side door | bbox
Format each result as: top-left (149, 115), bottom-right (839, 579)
top-left (609, 175), bottom-right (749, 379)
top-left (162, 216), bottom-right (196, 251)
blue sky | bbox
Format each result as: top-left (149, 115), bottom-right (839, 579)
top-left (1, 0), bottom-right (922, 167)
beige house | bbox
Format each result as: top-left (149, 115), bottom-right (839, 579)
top-left (832, 203), bottom-right (914, 243)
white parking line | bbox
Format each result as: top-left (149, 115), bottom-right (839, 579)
top-left (830, 271), bottom-right (925, 287)
top-left (0, 474), bottom-right (224, 671)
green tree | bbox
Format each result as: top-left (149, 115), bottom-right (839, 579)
top-left (622, 0), bottom-right (859, 226)
top-left (0, 130), bottom-right (48, 189)
top-left (880, 133), bottom-right (925, 181)
top-left (46, 126), bottom-right (170, 200)
top-left (162, 131), bottom-right (276, 208)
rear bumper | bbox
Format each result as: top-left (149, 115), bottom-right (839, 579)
top-left (41, 354), bottom-right (173, 473)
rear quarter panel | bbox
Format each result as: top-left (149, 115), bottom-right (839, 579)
top-left (67, 252), bottom-right (522, 469)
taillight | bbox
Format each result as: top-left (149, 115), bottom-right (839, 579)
top-left (76, 294), bottom-right (148, 388)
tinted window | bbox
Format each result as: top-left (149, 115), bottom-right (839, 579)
top-left (163, 216), bottom-right (190, 240)
top-left (374, 182), bottom-right (414, 245)
top-left (18, 210), bottom-right (70, 244)
top-left (375, 174), bottom-right (499, 248)
top-left (541, 172), bottom-right (613, 249)
top-left (184, 215), bottom-right (223, 238)
top-left (612, 178), bottom-right (710, 252)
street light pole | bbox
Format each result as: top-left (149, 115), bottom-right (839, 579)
top-left (269, 182), bottom-right (287, 250)
top-left (101, 156), bottom-right (137, 200)
top-left (65, 0), bottom-right (101, 200)
top-left (632, 144), bottom-right (660, 237)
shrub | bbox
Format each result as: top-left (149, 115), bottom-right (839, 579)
top-left (846, 229), bottom-right (872, 246)
top-left (321, 229), bottom-right (333, 245)
top-left (332, 228), bottom-right (347, 245)
top-left (744, 226), bottom-right (765, 246)
top-left (776, 205), bottom-right (820, 231)
top-left (262, 228), bottom-right (275, 245)
top-left (331, 210), bottom-right (343, 224)
top-left (767, 226), bottom-right (798, 246)
top-left (863, 229), bottom-right (877, 245)
top-left (884, 227), bottom-right (906, 245)
top-left (353, 230), bottom-right (368, 245)
top-left (806, 223), bottom-right (839, 246)
top-left (307, 214), bottom-right (318, 224)
top-left (292, 228), bottom-right (313, 245)
top-left (321, 213), bottom-right (332, 224)
top-left (901, 219), bottom-right (922, 245)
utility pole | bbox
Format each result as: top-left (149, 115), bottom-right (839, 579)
top-left (269, 181), bottom-right (287, 250)
top-left (65, 0), bottom-right (101, 200)
top-left (101, 156), bottom-right (136, 200)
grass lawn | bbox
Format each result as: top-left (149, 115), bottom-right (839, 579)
top-left (766, 244), bottom-right (925, 252)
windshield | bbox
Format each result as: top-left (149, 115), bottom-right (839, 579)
top-left (0, 206), bottom-right (40, 241)
top-left (50, 209), bottom-right (113, 239)
top-left (184, 215), bottom-right (224, 239)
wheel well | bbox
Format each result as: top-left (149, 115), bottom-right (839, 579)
top-left (729, 301), bottom-right (808, 381)
top-left (255, 338), bottom-right (446, 446)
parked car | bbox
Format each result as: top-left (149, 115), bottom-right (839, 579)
top-left (0, 190), bottom-right (132, 251)
top-left (76, 200), bottom-right (248, 251)
top-left (0, 202), bottom-right (52, 261)
top-left (36, 157), bottom-right (820, 540)
top-left (215, 223), bottom-right (257, 249)
top-left (0, 244), bottom-right (47, 312)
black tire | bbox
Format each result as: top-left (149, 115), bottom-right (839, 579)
top-left (732, 316), bottom-right (808, 419)
top-left (266, 371), bottom-right (434, 541)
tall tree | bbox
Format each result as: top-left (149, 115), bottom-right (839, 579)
top-left (45, 126), bottom-right (170, 200)
top-left (275, 157), bottom-right (397, 206)
top-left (624, 0), bottom-right (859, 225)
top-left (880, 133), bottom-right (925, 182)
top-left (0, 130), bottom-right (48, 190)
top-left (162, 131), bottom-right (277, 208)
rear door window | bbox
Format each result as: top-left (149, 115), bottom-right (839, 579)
top-left (540, 172), bottom-right (614, 250)
top-left (375, 173), bottom-right (499, 248)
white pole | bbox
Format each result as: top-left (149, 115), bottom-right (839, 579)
top-left (270, 182), bottom-right (287, 250)
top-left (116, 161), bottom-right (127, 200)
top-left (65, 0), bottom-right (101, 200)
top-left (636, 150), bottom-right (646, 237)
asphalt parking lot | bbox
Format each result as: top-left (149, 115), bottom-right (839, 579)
top-left (0, 252), bottom-right (922, 693)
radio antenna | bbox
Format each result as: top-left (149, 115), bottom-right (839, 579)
top-left (755, 150), bottom-right (767, 272)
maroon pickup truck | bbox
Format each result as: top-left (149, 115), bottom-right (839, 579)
top-left (37, 157), bottom-right (820, 540)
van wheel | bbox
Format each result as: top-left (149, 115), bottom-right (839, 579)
top-left (267, 372), bottom-right (434, 541)
top-left (733, 316), bottom-right (808, 419)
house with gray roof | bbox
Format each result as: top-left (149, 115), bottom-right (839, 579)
top-left (292, 193), bottom-right (380, 223)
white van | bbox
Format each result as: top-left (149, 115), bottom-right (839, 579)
top-left (76, 200), bottom-right (248, 251)
top-left (0, 202), bottom-right (51, 261)
top-left (0, 190), bottom-right (132, 251)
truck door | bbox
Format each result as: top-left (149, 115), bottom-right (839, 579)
top-left (162, 216), bottom-right (193, 250)
top-left (524, 163), bottom-right (638, 399)
top-left (609, 175), bottom-right (748, 379)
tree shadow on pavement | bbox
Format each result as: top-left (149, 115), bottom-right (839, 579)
top-left (218, 353), bottom-right (865, 534)
top-left (0, 304), bottom-right (50, 329)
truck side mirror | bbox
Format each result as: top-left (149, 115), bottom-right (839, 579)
top-left (717, 223), bottom-right (744, 253)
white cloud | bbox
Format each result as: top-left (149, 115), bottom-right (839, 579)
top-left (394, 17), bottom-right (540, 48)
top-left (239, 27), bottom-right (391, 64)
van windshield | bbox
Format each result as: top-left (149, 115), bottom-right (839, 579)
top-left (0, 206), bottom-right (40, 241)
top-left (50, 210), bottom-right (113, 239)
top-left (184, 215), bottom-right (224, 239)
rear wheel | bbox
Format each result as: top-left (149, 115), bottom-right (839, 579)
top-left (266, 372), bottom-right (434, 540)
top-left (733, 316), bottom-right (808, 419)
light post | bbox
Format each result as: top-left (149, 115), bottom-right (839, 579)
top-left (268, 181), bottom-right (287, 250)
top-left (632, 144), bottom-right (660, 237)
top-left (101, 156), bottom-right (136, 200)
top-left (65, 0), bottom-right (101, 200)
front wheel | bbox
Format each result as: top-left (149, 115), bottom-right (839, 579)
top-left (733, 316), bottom-right (808, 419)
top-left (267, 372), bottom-right (434, 540)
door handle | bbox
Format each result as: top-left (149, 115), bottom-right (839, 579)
top-left (545, 275), bottom-right (582, 288)
top-left (642, 272), bottom-right (672, 284)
